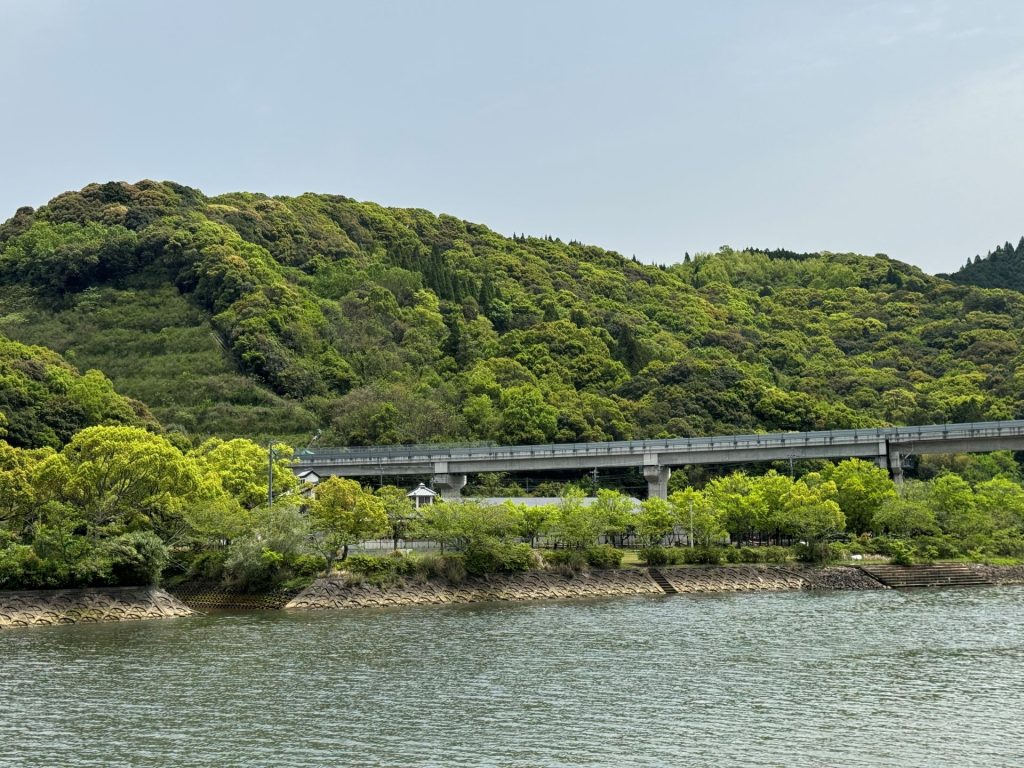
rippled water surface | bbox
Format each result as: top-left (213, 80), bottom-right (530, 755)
top-left (2, 587), bottom-right (1024, 767)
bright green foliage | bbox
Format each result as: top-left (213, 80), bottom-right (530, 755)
top-left (375, 485), bottom-right (416, 550)
top-left (190, 437), bottom-right (295, 509)
top-left (182, 490), bottom-right (251, 545)
top-left (409, 500), bottom-right (529, 575)
top-left (821, 459), bottom-right (897, 534)
top-left (510, 502), bottom-right (554, 548)
top-left (668, 488), bottom-right (725, 546)
top-left (308, 477), bottom-right (388, 571)
top-left (779, 479), bottom-right (845, 544)
top-left (549, 488), bottom-right (628, 549)
top-left (873, 482), bottom-right (940, 537)
top-left (497, 386), bottom-right (558, 444)
top-left (928, 474), bottom-right (984, 538)
top-left (0, 440), bottom-right (44, 533)
top-left (746, 471), bottom-right (796, 542)
top-left (589, 488), bottom-right (634, 545)
top-left (33, 425), bottom-right (201, 540)
top-left (415, 500), bottom-right (519, 552)
top-left (633, 498), bottom-right (675, 547)
top-left (705, 472), bottom-right (756, 542)
top-left (974, 477), bottom-right (1024, 531)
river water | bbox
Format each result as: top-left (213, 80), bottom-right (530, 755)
top-left (2, 586), bottom-right (1023, 767)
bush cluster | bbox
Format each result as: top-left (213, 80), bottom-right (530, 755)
top-left (0, 531), bottom-right (169, 590)
top-left (640, 545), bottom-right (793, 566)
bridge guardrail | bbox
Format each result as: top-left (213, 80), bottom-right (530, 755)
top-left (297, 420), bottom-right (1024, 465)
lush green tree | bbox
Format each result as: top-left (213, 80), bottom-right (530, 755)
top-left (222, 500), bottom-right (310, 591)
top-left (705, 472), bottom-right (755, 544)
top-left (190, 437), bottom-right (296, 509)
top-left (633, 497), bottom-right (675, 547)
top-left (975, 477), bottom-right (1024, 532)
top-left (780, 479), bottom-right (845, 548)
top-left (550, 488), bottom-right (622, 549)
top-left (873, 482), bottom-right (939, 537)
top-left (928, 474), bottom-right (977, 532)
top-left (497, 386), bottom-right (557, 445)
top-left (308, 477), bottom-right (388, 570)
top-left (822, 459), bottom-right (897, 534)
top-left (668, 488), bottom-right (725, 546)
top-left (32, 426), bottom-right (201, 540)
top-left (182, 487), bottom-right (251, 545)
top-left (411, 501), bottom-right (462, 553)
top-left (589, 488), bottom-right (634, 546)
top-left (512, 502), bottom-right (554, 548)
top-left (0, 440), bottom-right (43, 534)
top-left (747, 471), bottom-right (795, 543)
top-left (375, 485), bottom-right (416, 551)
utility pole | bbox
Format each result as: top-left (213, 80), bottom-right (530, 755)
top-left (591, 467), bottom-right (599, 492)
top-left (689, 497), bottom-right (694, 548)
top-left (268, 441), bottom-right (275, 507)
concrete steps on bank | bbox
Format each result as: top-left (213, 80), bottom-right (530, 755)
top-left (860, 563), bottom-right (991, 589)
top-left (648, 568), bottom-right (678, 594)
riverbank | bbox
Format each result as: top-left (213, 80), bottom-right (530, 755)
top-left (285, 564), bottom-right (885, 611)
top-left (6, 564), bottom-right (1019, 627)
top-left (0, 586), bottom-right (195, 629)
top-left (972, 564), bottom-right (1024, 584)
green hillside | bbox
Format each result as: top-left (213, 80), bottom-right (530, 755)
top-left (1, 180), bottom-right (1023, 448)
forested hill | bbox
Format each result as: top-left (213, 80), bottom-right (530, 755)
top-left (945, 237), bottom-right (1024, 292)
top-left (1, 180), bottom-right (1022, 449)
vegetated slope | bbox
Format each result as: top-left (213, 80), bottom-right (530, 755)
top-left (1, 180), bottom-right (1022, 448)
top-left (0, 332), bottom-right (155, 448)
top-left (945, 237), bottom-right (1024, 292)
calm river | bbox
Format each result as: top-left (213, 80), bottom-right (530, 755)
top-left (2, 587), bottom-right (1024, 767)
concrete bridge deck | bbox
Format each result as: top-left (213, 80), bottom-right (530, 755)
top-left (293, 420), bottom-right (1024, 499)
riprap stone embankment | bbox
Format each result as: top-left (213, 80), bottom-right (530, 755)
top-left (286, 565), bottom-right (884, 611)
top-left (0, 587), bottom-right (195, 629)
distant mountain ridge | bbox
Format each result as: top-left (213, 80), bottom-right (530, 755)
top-left (1, 180), bottom-right (1022, 449)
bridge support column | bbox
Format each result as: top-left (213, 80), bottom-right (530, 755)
top-left (888, 450), bottom-right (904, 486)
top-left (432, 473), bottom-right (467, 500)
top-left (643, 465), bottom-right (671, 500)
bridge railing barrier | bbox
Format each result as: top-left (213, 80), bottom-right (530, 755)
top-left (297, 420), bottom-right (1024, 466)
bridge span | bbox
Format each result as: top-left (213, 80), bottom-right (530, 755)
top-left (293, 420), bottom-right (1024, 499)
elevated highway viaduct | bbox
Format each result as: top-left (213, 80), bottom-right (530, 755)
top-left (293, 420), bottom-right (1024, 499)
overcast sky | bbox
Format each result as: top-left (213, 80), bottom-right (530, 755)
top-left (2, 1), bottom-right (1022, 274)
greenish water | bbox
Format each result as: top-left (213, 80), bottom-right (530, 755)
top-left (2, 587), bottom-right (1024, 767)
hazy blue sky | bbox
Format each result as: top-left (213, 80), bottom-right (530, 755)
top-left (2, 1), bottom-right (1022, 273)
